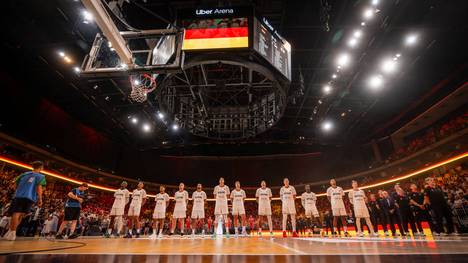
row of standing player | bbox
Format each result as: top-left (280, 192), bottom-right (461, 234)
top-left (102, 177), bottom-right (373, 238)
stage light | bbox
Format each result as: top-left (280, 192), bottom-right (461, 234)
top-left (321, 120), bottom-right (333, 132)
top-left (353, 30), bottom-right (363, 38)
top-left (347, 38), bottom-right (358, 48)
top-left (318, 99), bottom-right (323, 104)
top-left (361, 22), bottom-right (366, 26)
top-left (73, 67), bottom-right (81, 73)
top-left (371, 0), bottom-right (379, 6)
top-left (381, 58), bottom-right (397, 74)
top-left (368, 74), bottom-right (384, 89)
top-left (172, 124), bottom-right (179, 131)
top-left (363, 8), bottom-right (375, 20)
top-left (58, 51), bottom-right (65, 57)
top-left (341, 112), bottom-right (346, 117)
top-left (405, 34), bottom-right (418, 46)
top-left (332, 74), bottom-right (337, 79)
top-left (63, 56), bottom-right (72, 64)
top-left (157, 112), bottom-right (164, 120)
top-left (322, 85), bottom-right (332, 94)
top-left (142, 123), bottom-right (151, 132)
top-left (336, 53), bottom-right (350, 68)
top-left (131, 117), bottom-right (138, 124)
top-left (133, 80), bottom-right (140, 86)
top-left (82, 10), bottom-right (93, 22)
top-left (396, 53), bottom-right (401, 58)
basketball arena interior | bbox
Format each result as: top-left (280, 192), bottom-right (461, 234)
top-left (0, 0), bottom-right (467, 262)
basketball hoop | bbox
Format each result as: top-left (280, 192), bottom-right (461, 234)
top-left (129, 74), bottom-right (157, 103)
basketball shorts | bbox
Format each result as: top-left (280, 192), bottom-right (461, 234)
top-left (354, 207), bottom-right (370, 218)
top-left (305, 206), bottom-right (319, 218)
top-left (191, 210), bottom-right (205, 219)
top-left (128, 204), bottom-right (141, 216)
top-left (153, 209), bottom-right (166, 219)
top-left (258, 204), bottom-right (272, 216)
top-left (64, 207), bottom-right (81, 221)
top-left (282, 202), bottom-right (296, 214)
top-left (214, 202), bottom-right (228, 215)
top-left (332, 207), bottom-right (347, 216)
top-left (232, 205), bottom-right (245, 216)
top-left (173, 209), bottom-right (186, 219)
top-left (110, 206), bottom-right (125, 216)
top-left (10, 198), bottom-right (34, 214)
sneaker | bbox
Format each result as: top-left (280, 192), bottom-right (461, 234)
top-left (440, 232), bottom-right (448, 236)
top-left (270, 231), bottom-right (274, 237)
top-left (332, 231), bottom-right (338, 237)
top-left (4, 231), bottom-right (15, 241)
top-left (68, 233), bottom-right (79, 239)
top-left (432, 232), bottom-right (440, 236)
top-left (212, 233), bottom-right (216, 239)
top-left (135, 233), bottom-right (140, 238)
top-left (451, 232), bottom-right (460, 236)
top-left (104, 233), bottom-right (111, 238)
top-left (124, 233), bottom-right (132, 238)
top-left (158, 233), bottom-right (163, 238)
top-left (282, 231), bottom-right (287, 238)
top-left (384, 231), bottom-right (390, 237)
top-left (169, 232), bottom-right (174, 236)
top-left (357, 232), bottom-right (364, 237)
top-left (55, 233), bottom-right (64, 239)
top-left (2, 231), bottom-right (11, 240)
top-left (370, 232), bottom-right (379, 237)
top-left (149, 233), bottom-right (157, 239)
top-left (292, 231), bottom-right (298, 237)
top-left (344, 232), bottom-right (350, 237)
top-left (242, 231), bottom-right (247, 236)
top-left (225, 233), bottom-right (230, 238)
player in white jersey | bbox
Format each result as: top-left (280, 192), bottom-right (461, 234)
top-left (230, 181), bottom-right (247, 237)
top-left (170, 183), bottom-right (189, 236)
top-left (301, 184), bottom-right (322, 236)
top-left (150, 185), bottom-right (170, 239)
top-left (348, 180), bottom-right (377, 237)
top-left (255, 180), bottom-right (273, 236)
top-left (280, 178), bottom-right (298, 238)
top-left (213, 177), bottom-right (230, 238)
top-left (191, 183), bottom-right (207, 236)
top-left (125, 182), bottom-right (147, 238)
top-left (326, 179), bottom-right (349, 236)
top-left (105, 181), bottom-right (130, 237)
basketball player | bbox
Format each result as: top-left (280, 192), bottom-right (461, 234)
top-left (348, 180), bottom-right (377, 237)
top-left (3, 161), bottom-right (45, 241)
top-left (213, 177), bottom-right (230, 238)
top-left (56, 183), bottom-right (88, 239)
top-left (191, 183), bottom-right (207, 236)
top-left (150, 185), bottom-right (170, 238)
top-left (231, 181), bottom-right (247, 237)
top-left (170, 183), bottom-right (189, 236)
top-left (125, 182), bottom-right (147, 238)
top-left (280, 178), bottom-right (298, 238)
top-left (301, 184), bottom-right (322, 236)
top-left (105, 181), bottom-right (130, 238)
top-left (255, 180), bottom-right (273, 236)
top-left (326, 179), bottom-right (349, 236)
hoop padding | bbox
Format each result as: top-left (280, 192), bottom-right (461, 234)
top-left (129, 74), bottom-right (157, 103)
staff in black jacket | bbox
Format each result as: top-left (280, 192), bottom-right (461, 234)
top-left (379, 191), bottom-right (405, 236)
top-left (423, 177), bottom-right (454, 235)
top-left (409, 183), bottom-right (434, 235)
top-left (368, 193), bottom-right (388, 235)
top-left (393, 184), bottom-right (416, 236)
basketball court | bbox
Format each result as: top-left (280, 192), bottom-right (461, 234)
top-left (1, 235), bottom-right (468, 262)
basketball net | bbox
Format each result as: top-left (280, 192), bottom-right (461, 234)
top-left (129, 74), bottom-right (157, 103)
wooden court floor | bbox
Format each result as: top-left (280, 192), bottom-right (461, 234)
top-left (1, 235), bottom-right (468, 262)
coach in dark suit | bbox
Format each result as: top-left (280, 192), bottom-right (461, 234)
top-left (379, 191), bottom-right (405, 236)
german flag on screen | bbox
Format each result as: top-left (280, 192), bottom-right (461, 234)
top-left (183, 27), bottom-right (249, 50)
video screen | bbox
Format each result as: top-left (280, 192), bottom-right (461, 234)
top-left (182, 17), bottom-right (248, 50)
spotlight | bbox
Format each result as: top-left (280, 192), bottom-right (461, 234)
top-left (363, 8), bottom-right (375, 20)
top-left (353, 30), bottom-right (363, 38)
top-left (321, 120), bottom-right (333, 132)
top-left (347, 38), bottom-right (358, 48)
top-left (73, 67), bottom-right (81, 73)
top-left (371, 0), bottom-right (379, 6)
top-left (368, 74), bottom-right (384, 89)
top-left (64, 56), bottom-right (72, 64)
top-left (396, 53), bottom-right (401, 58)
top-left (58, 51), bottom-right (65, 57)
top-left (142, 123), bottom-right (151, 132)
top-left (361, 22), bottom-right (366, 26)
top-left (332, 74), bottom-right (337, 79)
top-left (405, 34), bottom-right (418, 46)
top-left (157, 112), bottom-right (164, 120)
top-left (133, 80), bottom-right (140, 86)
top-left (318, 99), bottom-right (323, 104)
top-left (336, 53), bottom-right (350, 68)
top-left (381, 58), bottom-right (397, 74)
top-left (172, 124), bottom-right (179, 131)
top-left (323, 85), bottom-right (332, 94)
top-left (131, 117), bottom-right (138, 124)
top-left (82, 10), bottom-right (93, 22)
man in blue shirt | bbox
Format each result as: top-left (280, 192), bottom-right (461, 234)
top-left (3, 161), bottom-right (46, 241)
top-left (56, 183), bottom-right (89, 239)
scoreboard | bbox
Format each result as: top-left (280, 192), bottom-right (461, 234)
top-left (177, 7), bottom-right (292, 81)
